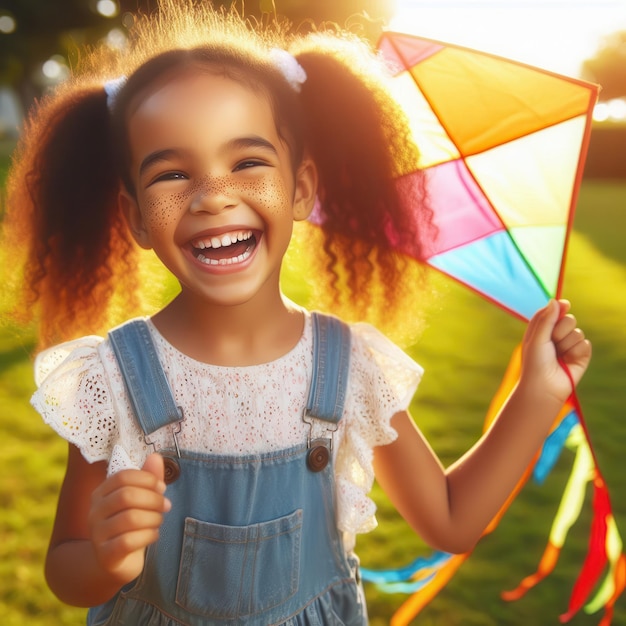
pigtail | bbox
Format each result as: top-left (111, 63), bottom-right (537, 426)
top-left (2, 84), bottom-right (139, 348)
top-left (291, 33), bottom-right (435, 335)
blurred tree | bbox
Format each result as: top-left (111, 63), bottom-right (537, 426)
top-left (117, 0), bottom-right (394, 41)
top-left (0, 0), bottom-right (394, 119)
top-left (0, 0), bottom-right (119, 111)
top-left (581, 30), bottom-right (626, 100)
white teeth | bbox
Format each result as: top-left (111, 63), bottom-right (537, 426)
top-left (197, 248), bottom-right (253, 266)
top-left (193, 230), bottom-right (252, 250)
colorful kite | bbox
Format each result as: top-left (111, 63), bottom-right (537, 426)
top-left (359, 32), bottom-right (624, 625)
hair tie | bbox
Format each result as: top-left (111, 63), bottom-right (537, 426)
top-left (269, 48), bottom-right (307, 92)
top-left (104, 76), bottom-right (127, 112)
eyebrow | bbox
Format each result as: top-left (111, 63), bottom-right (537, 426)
top-left (228, 135), bottom-right (279, 156)
top-left (139, 148), bottom-right (180, 178)
top-left (138, 136), bottom-right (279, 178)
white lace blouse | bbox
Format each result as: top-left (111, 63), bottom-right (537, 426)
top-left (32, 313), bottom-right (423, 551)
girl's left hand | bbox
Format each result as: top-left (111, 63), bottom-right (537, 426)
top-left (521, 299), bottom-right (592, 404)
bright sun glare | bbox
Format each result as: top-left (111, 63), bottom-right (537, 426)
top-left (389, 0), bottom-right (626, 78)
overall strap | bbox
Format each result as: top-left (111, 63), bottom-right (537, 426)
top-left (108, 320), bottom-right (182, 437)
top-left (306, 312), bottom-right (352, 424)
top-left (109, 314), bottom-right (351, 436)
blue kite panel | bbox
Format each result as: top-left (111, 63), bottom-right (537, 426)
top-left (429, 231), bottom-right (550, 319)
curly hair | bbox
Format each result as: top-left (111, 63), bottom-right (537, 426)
top-left (2, 0), bottom-right (434, 348)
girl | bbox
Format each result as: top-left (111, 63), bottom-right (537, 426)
top-left (3, 2), bottom-right (591, 624)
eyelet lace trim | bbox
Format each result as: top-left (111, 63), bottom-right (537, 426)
top-left (32, 315), bottom-right (422, 541)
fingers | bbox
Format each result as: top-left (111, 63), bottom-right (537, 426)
top-left (93, 523), bottom-right (163, 567)
top-left (527, 299), bottom-right (592, 390)
top-left (526, 299), bottom-right (577, 346)
top-left (553, 318), bottom-right (585, 354)
top-left (554, 316), bottom-right (592, 384)
top-left (89, 460), bottom-right (171, 575)
top-left (523, 299), bottom-right (591, 384)
top-left (549, 303), bottom-right (590, 359)
top-left (560, 331), bottom-right (592, 361)
top-left (551, 312), bottom-right (577, 342)
top-left (94, 468), bottom-right (165, 502)
top-left (91, 480), bottom-right (170, 531)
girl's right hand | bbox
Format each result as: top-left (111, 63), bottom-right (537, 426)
top-left (88, 453), bottom-right (171, 584)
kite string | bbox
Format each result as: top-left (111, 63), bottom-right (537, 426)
top-left (558, 357), bottom-right (577, 407)
top-left (557, 357), bottom-right (599, 469)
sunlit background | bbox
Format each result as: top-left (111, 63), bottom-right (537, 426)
top-left (390, 0), bottom-right (626, 123)
top-left (1, 0), bottom-right (625, 135)
top-left (0, 2), bottom-right (625, 625)
top-left (391, 0), bottom-right (626, 75)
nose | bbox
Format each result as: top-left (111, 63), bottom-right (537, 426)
top-left (189, 174), bottom-right (237, 215)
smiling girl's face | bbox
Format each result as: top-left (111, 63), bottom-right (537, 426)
top-left (120, 69), bottom-right (316, 310)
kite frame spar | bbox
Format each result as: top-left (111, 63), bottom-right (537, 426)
top-left (360, 31), bottom-right (623, 626)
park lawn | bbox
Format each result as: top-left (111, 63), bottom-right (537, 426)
top-left (1, 180), bottom-right (625, 625)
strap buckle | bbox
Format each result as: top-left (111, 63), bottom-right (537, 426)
top-left (144, 407), bottom-right (185, 458)
top-left (303, 409), bottom-right (338, 472)
top-left (302, 409), bottom-right (339, 451)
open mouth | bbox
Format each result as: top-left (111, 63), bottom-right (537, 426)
top-left (191, 229), bottom-right (258, 266)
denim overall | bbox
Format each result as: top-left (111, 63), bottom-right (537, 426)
top-left (87, 313), bottom-right (367, 626)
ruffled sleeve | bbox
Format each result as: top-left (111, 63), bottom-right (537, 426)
top-left (32, 336), bottom-right (116, 463)
top-left (335, 323), bottom-right (423, 542)
top-left (31, 336), bottom-right (146, 473)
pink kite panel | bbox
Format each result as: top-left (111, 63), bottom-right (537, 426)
top-left (379, 33), bottom-right (443, 73)
top-left (397, 160), bottom-right (503, 260)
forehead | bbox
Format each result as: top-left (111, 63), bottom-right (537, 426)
top-left (126, 71), bottom-right (282, 156)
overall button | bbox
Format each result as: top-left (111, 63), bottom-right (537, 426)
top-left (162, 455), bottom-right (181, 484)
top-left (307, 444), bottom-right (329, 472)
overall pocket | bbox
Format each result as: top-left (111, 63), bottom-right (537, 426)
top-left (176, 509), bottom-right (303, 619)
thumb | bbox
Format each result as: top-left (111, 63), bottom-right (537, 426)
top-left (556, 298), bottom-right (571, 320)
top-left (142, 452), bottom-right (165, 484)
top-left (526, 299), bottom-right (559, 345)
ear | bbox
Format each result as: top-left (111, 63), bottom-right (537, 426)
top-left (292, 158), bottom-right (318, 222)
top-left (119, 190), bottom-right (152, 250)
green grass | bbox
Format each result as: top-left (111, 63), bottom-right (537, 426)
top-left (1, 180), bottom-right (625, 625)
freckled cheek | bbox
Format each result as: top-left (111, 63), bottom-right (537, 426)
top-left (141, 193), bottom-right (188, 231)
top-left (238, 178), bottom-right (291, 213)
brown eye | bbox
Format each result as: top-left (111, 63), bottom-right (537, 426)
top-left (234, 160), bottom-right (267, 172)
top-left (149, 171), bottom-right (188, 186)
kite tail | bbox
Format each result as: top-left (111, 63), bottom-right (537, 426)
top-left (501, 423), bottom-right (593, 602)
top-left (366, 343), bottom-right (624, 624)
top-left (500, 393), bottom-right (625, 624)
top-left (559, 478), bottom-right (612, 622)
top-left (561, 391), bottom-right (626, 623)
top-left (389, 553), bottom-right (470, 626)
top-left (583, 519), bottom-right (626, 626)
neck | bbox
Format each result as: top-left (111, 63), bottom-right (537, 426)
top-left (150, 290), bottom-right (305, 366)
